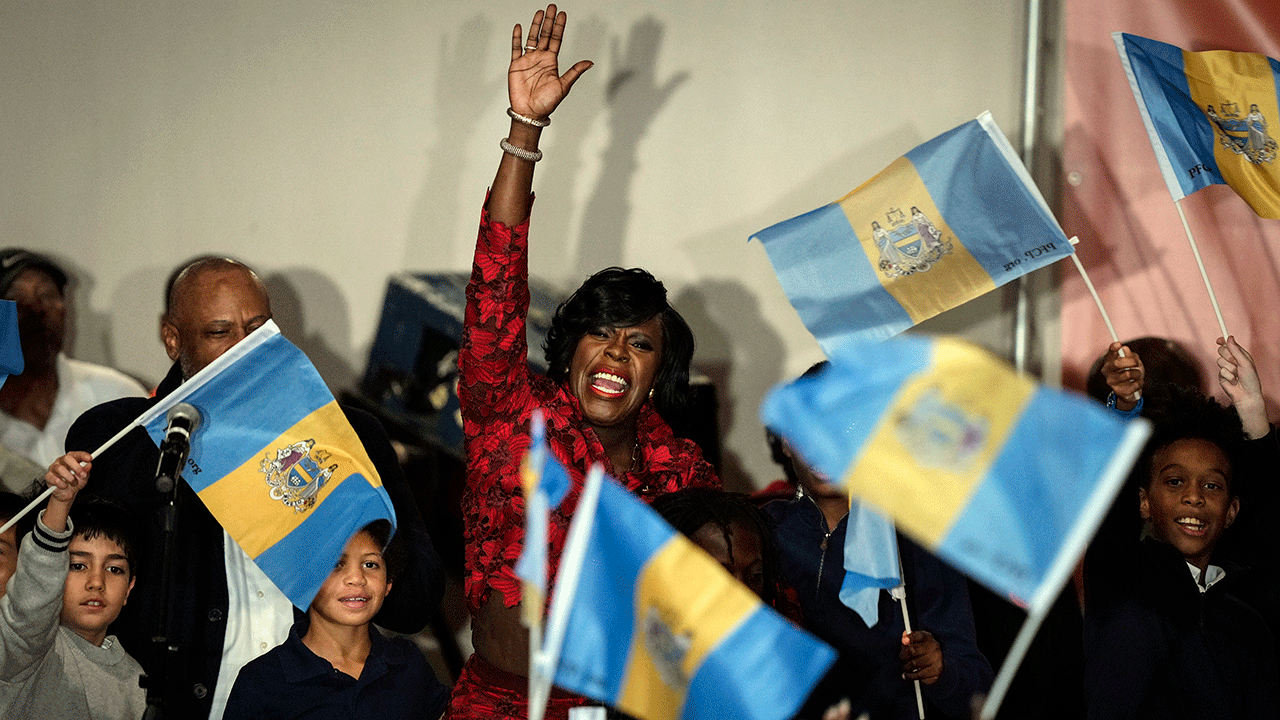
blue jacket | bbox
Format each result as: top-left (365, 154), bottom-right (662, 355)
top-left (764, 494), bottom-right (992, 720)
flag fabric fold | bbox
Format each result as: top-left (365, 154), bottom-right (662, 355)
top-left (838, 500), bottom-right (901, 627)
top-left (0, 300), bottom-right (23, 387)
top-left (1114, 32), bottom-right (1280, 218)
top-left (550, 473), bottom-right (835, 720)
top-left (138, 320), bottom-right (396, 610)
top-left (760, 334), bottom-right (1150, 615)
top-left (751, 112), bottom-right (1071, 353)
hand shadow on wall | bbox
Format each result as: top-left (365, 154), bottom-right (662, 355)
top-left (573, 16), bottom-right (689, 280)
top-left (674, 281), bottom-right (784, 494)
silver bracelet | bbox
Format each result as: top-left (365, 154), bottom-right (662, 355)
top-left (500, 137), bottom-right (543, 162)
top-left (507, 107), bottom-right (550, 128)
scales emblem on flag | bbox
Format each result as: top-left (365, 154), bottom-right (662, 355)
top-left (870, 206), bottom-right (954, 279)
top-left (260, 438), bottom-right (338, 512)
top-left (1205, 102), bottom-right (1277, 164)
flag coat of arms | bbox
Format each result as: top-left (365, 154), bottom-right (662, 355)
top-left (752, 112), bottom-right (1071, 353)
top-left (1114, 32), bottom-right (1280, 218)
top-left (136, 320), bottom-right (396, 610)
top-left (760, 335), bottom-right (1149, 614)
top-left (552, 474), bottom-right (835, 720)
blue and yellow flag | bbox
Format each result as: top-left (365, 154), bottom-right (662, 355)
top-left (1115, 33), bottom-right (1280, 218)
top-left (551, 474), bottom-right (835, 720)
top-left (515, 410), bottom-right (571, 625)
top-left (760, 335), bottom-right (1150, 614)
top-left (752, 113), bottom-right (1071, 352)
top-left (0, 300), bottom-right (23, 388)
top-left (138, 321), bottom-right (395, 610)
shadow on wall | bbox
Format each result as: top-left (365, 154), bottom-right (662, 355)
top-left (675, 281), bottom-right (784, 494)
top-left (263, 270), bottom-right (357, 394)
top-left (402, 13), bottom-right (504, 269)
top-left (574, 15), bottom-right (689, 280)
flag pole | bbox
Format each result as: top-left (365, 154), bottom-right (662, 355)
top-left (0, 419), bottom-right (142, 536)
top-left (976, 601), bottom-right (1051, 720)
top-left (525, 489), bottom-right (548, 720)
top-left (1173, 199), bottom-right (1230, 340)
top-left (531, 464), bottom-right (606, 720)
top-left (1065, 237), bottom-right (1139, 401)
top-left (978, 419), bottom-right (1152, 720)
top-left (1, 323), bottom-right (284, 537)
top-left (891, 556), bottom-right (926, 720)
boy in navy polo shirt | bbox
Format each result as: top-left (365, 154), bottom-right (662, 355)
top-left (223, 520), bottom-right (447, 719)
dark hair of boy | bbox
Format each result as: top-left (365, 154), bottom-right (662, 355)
top-left (0, 491), bottom-right (36, 541)
top-left (650, 487), bottom-right (780, 606)
top-left (69, 497), bottom-right (140, 577)
top-left (1131, 383), bottom-right (1244, 497)
top-left (360, 519), bottom-right (405, 583)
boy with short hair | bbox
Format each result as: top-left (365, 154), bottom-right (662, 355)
top-left (1083, 385), bottom-right (1280, 718)
top-left (0, 451), bottom-right (145, 720)
top-left (223, 520), bottom-right (448, 719)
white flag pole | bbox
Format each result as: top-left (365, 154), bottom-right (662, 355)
top-left (529, 464), bottom-right (605, 720)
top-left (891, 560), bottom-right (926, 720)
top-left (1066, 237), bottom-right (1139, 401)
top-left (0, 417), bottom-right (149, 535)
top-left (0, 322), bottom-right (283, 536)
top-left (979, 419), bottom-right (1151, 720)
top-left (1173, 199), bottom-right (1230, 340)
top-left (524, 488), bottom-right (548, 720)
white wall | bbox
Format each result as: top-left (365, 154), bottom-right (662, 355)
top-left (1, 0), bottom-right (1036, 490)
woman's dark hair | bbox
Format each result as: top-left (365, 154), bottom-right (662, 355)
top-left (543, 267), bottom-right (695, 420)
top-left (69, 497), bottom-right (139, 577)
top-left (650, 487), bottom-right (779, 605)
top-left (1131, 383), bottom-right (1244, 495)
top-left (360, 519), bottom-right (406, 582)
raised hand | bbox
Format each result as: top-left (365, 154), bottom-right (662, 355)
top-left (508, 5), bottom-right (593, 120)
top-left (43, 451), bottom-right (91, 532)
top-left (1101, 341), bottom-right (1144, 411)
top-left (1217, 335), bottom-right (1268, 439)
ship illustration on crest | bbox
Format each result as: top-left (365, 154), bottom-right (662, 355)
top-left (1205, 102), bottom-right (1277, 164)
top-left (260, 438), bottom-right (338, 512)
top-left (870, 206), bottom-right (954, 279)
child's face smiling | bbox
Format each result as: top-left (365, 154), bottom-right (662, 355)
top-left (61, 534), bottom-right (134, 646)
top-left (310, 530), bottom-right (391, 629)
top-left (1140, 437), bottom-right (1240, 572)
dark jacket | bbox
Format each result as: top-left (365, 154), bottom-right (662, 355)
top-left (65, 362), bottom-right (443, 719)
top-left (763, 494), bottom-right (993, 720)
top-left (1084, 538), bottom-right (1280, 720)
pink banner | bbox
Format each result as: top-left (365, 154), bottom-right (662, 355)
top-left (1063, 0), bottom-right (1280, 413)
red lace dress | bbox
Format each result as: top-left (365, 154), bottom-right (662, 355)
top-left (446, 203), bottom-right (720, 719)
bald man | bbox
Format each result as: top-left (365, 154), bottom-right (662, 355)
top-left (66, 257), bottom-right (443, 720)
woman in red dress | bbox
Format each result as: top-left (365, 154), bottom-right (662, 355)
top-left (446, 6), bottom-right (720, 719)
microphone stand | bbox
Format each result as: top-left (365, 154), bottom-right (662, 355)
top-left (141, 431), bottom-right (190, 720)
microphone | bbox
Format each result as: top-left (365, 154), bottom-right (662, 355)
top-left (155, 402), bottom-right (202, 493)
